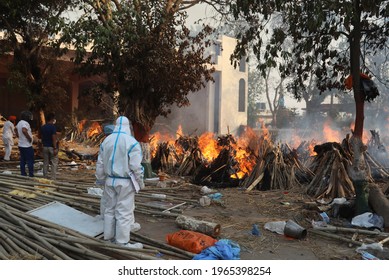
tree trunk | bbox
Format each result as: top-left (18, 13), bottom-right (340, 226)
top-left (347, 3), bottom-right (372, 213)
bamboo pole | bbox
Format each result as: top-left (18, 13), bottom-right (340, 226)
top-left (0, 227), bottom-right (46, 259)
top-left (0, 230), bottom-right (30, 256)
top-left (0, 226), bottom-right (64, 260)
top-left (313, 225), bottom-right (389, 236)
top-left (0, 203), bottom-right (71, 260)
top-left (0, 244), bottom-right (9, 260)
top-left (131, 232), bottom-right (195, 259)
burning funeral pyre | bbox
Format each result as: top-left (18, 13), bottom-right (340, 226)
top-left (59, 118), bottom-right (388, 201)
top-left (148, 124), bottom-right (389, 201)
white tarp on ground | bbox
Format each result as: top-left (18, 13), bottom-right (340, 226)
top-left (28, 201), bottom-right (103, 237)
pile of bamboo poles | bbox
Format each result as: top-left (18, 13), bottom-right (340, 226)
top-left (0, 173), bottom-right (198, 260)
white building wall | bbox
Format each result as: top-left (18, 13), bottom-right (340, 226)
top-left (152, 35), bottom-right (248, 137)
top-left (217, 36), bottom-right (248, 135)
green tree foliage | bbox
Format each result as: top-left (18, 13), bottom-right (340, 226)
top-left (230, 0), bottom-right (389, 139)
top-left (61, 0), bottom-right (216, 141)
top-left (0, 0), bottom-right (76, 121)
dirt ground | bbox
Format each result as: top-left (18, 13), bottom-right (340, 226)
top-left (1, 145), bottom-right (388, 260)
top-left (134, 181), bottom-right (361, 260)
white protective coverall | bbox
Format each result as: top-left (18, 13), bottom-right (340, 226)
top-left (2, 120), bottom-right (15, 161)
top-left (95, 116), bottom-right (144, 244)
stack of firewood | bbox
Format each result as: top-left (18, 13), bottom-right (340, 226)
top-left (64, 119), bottom-right (106, 147)
top-left (151, 142), bottom-right (182, 173)
top-left (174, 135), bottom-right (205, 177)
top-left (241, 143), bottom-right (308, 192)
top-left (306, 141), bottom-right (355, 199)
top-left (193, 146), bottom-right (241, 187)
top-left (192, 134), bottom-right (245, 187)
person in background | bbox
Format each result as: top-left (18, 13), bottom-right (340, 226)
top-left (15, 111), bottom-right (34, 177)
top-left (97, 123), bottom-right (115, 219)
top-left (2, 115), bottom-right (16, 161)
top-left (95, 116), bottom-right (144, 249)
top-left (40, 112), bottom-right (59, 180)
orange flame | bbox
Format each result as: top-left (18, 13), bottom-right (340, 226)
top-left (176, 125), bottom-right (183, 139)
top-left (198, 132), bottom-right (221, 162)
top-left (150, 131), bottom-right (177, 157)
top-left (323, 121), bottom-right (341, 142)
top-left (259, 120), bottom-right (271, 141)
top-left (78, 119), bottom-right (87, 132)
top-left (308, 142), bottom-right (316, 156)
top-left (87, 122), bottom-right (102, 138)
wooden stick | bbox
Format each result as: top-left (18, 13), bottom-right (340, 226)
top-left (162, 202), bottom-right (186, 213)
top-left (245, 173), bottom-right (264, 192)
top-left (378, 236), bottom-right (389, 245)
top-left (309, 229), bottom-right (363, 246)
top-left (313, 225), bottom-right (389, 236)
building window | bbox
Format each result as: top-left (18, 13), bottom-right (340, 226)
top-left (239, 57), bottom-right (246, 72)
top-left (238, 79), bottom-right (245, 112)
top-left (210, 42), bottom-right (222, 64)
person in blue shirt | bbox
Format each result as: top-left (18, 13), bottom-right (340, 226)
top-left (40, 112), bottom-right (59, 180)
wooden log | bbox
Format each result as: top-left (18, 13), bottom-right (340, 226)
top-left (175, 215), bottom-right (221, 237)
top-left (245, 173), bottom-right (264, 192)
top-left (368, 183), bottom-right (389, 230)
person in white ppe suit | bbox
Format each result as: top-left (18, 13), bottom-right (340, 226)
top-left (95, 116), bottom-right (144, 249)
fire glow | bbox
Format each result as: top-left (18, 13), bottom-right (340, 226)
top-left (323, 121), bottom-right (341, 143)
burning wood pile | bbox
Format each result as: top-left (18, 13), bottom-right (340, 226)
top-left (64, 118), bottom-right (106, 147)
top-left (150, 126), bottom-right (314, 191)
top-left (175, 135), bottom-right (204, 176)
top-left (151, 134), bottom-right (204, 176)
top-left (149, 124), bottom-right (388, 202)
top-left (61, 118), bottom-right (387, 202)
top-left (151, 129), bottom-right (258, 188)
top-left (193, 134), bottom-right (247, 187)
top-left (241, 141), bottom-right (314, 192)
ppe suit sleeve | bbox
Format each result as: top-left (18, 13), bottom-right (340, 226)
top-left (95, 146), bottom-right (106, 183)
top-left (128, 142), bottom-right (145, 190)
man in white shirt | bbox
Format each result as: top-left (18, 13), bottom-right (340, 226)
top-left (15, 111), bottom-right (34, 177)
